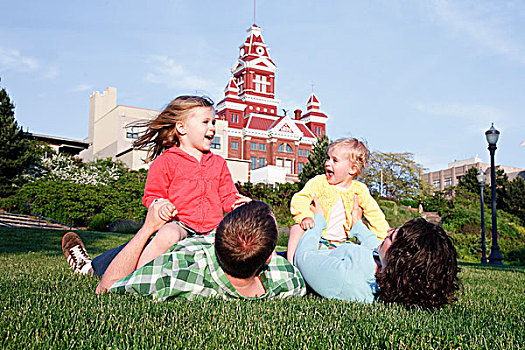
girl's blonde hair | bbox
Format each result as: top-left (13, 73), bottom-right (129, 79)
top-left (133, 95), bottom-right (214, 162)
top-left (328, 138), bottom-right (370, 177)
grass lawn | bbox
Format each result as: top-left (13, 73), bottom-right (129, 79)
top-left (1, 227), bottom-right (524, 349)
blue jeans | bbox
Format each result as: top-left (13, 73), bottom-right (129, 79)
top-left (91, 239), bottom-right (152, 277)
top-left (91, 243), bottom-right (128, 277)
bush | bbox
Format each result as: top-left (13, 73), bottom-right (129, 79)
top-left (10, 169), bottom-right (147, 227)
top-left (88, 213), bottom-right (112, 232)
top-left (506, 247), bottom-right (525, 266)
top-left (109, 220), bottom-right (142, 234)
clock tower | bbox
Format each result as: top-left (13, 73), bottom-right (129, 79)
top-left (217, 24), bottom-right (328, 183)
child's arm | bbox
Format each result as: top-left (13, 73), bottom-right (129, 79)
top-left (359, 187), bottom-right (390, 239)
top-left (142, 157), bottom-right (171, 208)
top-left (290, 177), bottom-right (318, 225)
top-left (217, 160), bottom-right (245, 212)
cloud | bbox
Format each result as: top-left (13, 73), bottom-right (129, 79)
top-left (0, 47), bottom-right (59, 79)
top-left (70, 84), bottom-right (93, 92)
top-left (0, 47), bottom-right (38, 72)
top-left (429, 0), bottom-right (525, 64)
top-left (144, 55), bottom-right (221, 96)
top-left (415, 102), bottom-right (503, 123)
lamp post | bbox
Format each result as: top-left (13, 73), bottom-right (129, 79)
top-left (476, 170), bottom-right (487, 264)
top-left (485, 124), bottom-right (503, 265)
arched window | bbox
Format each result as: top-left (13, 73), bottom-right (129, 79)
top-left (278, 143), bottom-right (293, 153)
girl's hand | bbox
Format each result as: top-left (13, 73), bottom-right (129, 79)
top-left (232, 193), bottom-right (252, 210)
top-left (158, 201), bottom-right (178, 221)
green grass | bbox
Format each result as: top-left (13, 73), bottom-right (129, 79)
top-left (1, 227), bottom-right (524, 349)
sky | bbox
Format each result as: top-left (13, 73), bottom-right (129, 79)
top-left (1, 0), bottom-right (524, 172)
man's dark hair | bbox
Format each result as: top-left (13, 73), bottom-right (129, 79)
top-left (375, 218), bottom-right (460, 310)
top-left (215, 201), bottom-right (278, 278)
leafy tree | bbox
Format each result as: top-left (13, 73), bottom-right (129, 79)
top-left (298, 134), bottom-right (329, 187)
top-left (457, 167), bottom-right (484, 195)
top-left (364, 152), bottom-right (425, 200)
top-left (0, 83), bottom-right (39, 196)
top-left (505, 176), bottom-right (525, 225)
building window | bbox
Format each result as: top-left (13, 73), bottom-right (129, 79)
top-left (259, 157), bottom-right (266, 167)
top-left (305, 150), bottom-right (310, 157)
top-left (444, 177), bottom-right (452, 187)
top-left (259, 143), bottom-right (266, 151)
top-left (285, 159), bottom-right (293, 174)
top-left (276, 158), bottom-right (283, 167)
top-left (298, 149), bottom-right (303, 157)
top-left (250, 157), bottom-right (257, 170)
top-left (231, 141), bottom-right (239, 150)
top-left (251, 142), bottom-right (258, 150)
top-left (211, 136), bottom-right (221, 149)
top-left (126, 126), bottom-right (140, 139)
top-left (230, 114), bottom-right (239, 123)
top-left (433, 180), bottom-right (441, 188)
top-left (298, 162), bottom-right (304, 173)
top-left (278, 143), bottom-right (293, 153)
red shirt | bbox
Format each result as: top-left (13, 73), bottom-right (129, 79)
top-left (142, 146), bottom-right (239, 232)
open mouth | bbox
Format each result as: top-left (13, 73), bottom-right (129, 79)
top-left (205, 134), bottom-right (214, 140)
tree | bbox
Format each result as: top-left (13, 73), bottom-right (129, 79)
top-left (0, 83), bottom-right (39, 196)
top-left (506, 176), bottom-right (525, 225)
top-left (457, 167), bottom-right (483, 195)
top-left (298, 134), bottom-right (329, 187)
top-left (363, 151), bottom-right (425, 200)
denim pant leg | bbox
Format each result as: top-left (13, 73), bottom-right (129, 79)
top-left (91, 243), bottom-right (128, 277)
top-left (91, 239), bottom-right (152, 277)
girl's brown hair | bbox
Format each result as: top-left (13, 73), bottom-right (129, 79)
top-left (133, 95), bottom-right (214, 162)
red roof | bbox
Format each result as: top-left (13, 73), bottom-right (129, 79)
top-left (247, 117), bottom-right (275, 131)
top-left (307, 93), bottom-right (320, 104)
top-left (296, 123), bottom-right (316, 138)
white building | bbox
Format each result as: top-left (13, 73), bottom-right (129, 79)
top-left (79, 87), bottom-right (250, 182)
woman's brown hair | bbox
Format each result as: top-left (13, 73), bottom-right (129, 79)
top-left (375, 218), bottom-right (460, 310)
top-left (133, 95), bottom-right (214, 162)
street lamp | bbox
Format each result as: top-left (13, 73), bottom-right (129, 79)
top-left (485, 123), bottom-right (503, 265)
top-left (476, 170), bottom-right (487, 264)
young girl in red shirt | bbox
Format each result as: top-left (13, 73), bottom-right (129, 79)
top-left (134, 96), bottom-right (250, 267)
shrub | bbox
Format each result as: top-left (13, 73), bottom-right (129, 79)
top-left (505, 247), bottom-right (525, 266)
top-left (88, 213), bottom-right (112, 232)
top-left (109, 220), bottom-right (142, 234)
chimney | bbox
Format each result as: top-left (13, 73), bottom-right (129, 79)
top-left (294, 109), bottom-right (302, 120)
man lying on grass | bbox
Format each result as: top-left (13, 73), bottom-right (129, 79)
top-left (62, 200), bottom-right (306, 300)
top-left (293, 195), bottom-right (460, 310)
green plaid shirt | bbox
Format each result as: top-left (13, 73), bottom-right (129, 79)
top-left (110, 234), bottom-right (306, 301)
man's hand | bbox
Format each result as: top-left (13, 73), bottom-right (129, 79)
top-left (95, 279), bottom-right (112, 294)
top-left (300, 217), bottom-right (315, 230)
top-left (350, 193), bottom-right (363, 228)
top-left (232, 193), bottom-right (252, 210)
top-left (95, 199), bottom-right (177, 295)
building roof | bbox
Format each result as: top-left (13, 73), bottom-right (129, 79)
top-left (246, 116), bottom-right (275, 130)
top-left (296, 123), bottom-right (316, 138)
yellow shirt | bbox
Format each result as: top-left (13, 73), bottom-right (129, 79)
top-left (290, 175), bottom-right (389, 239)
